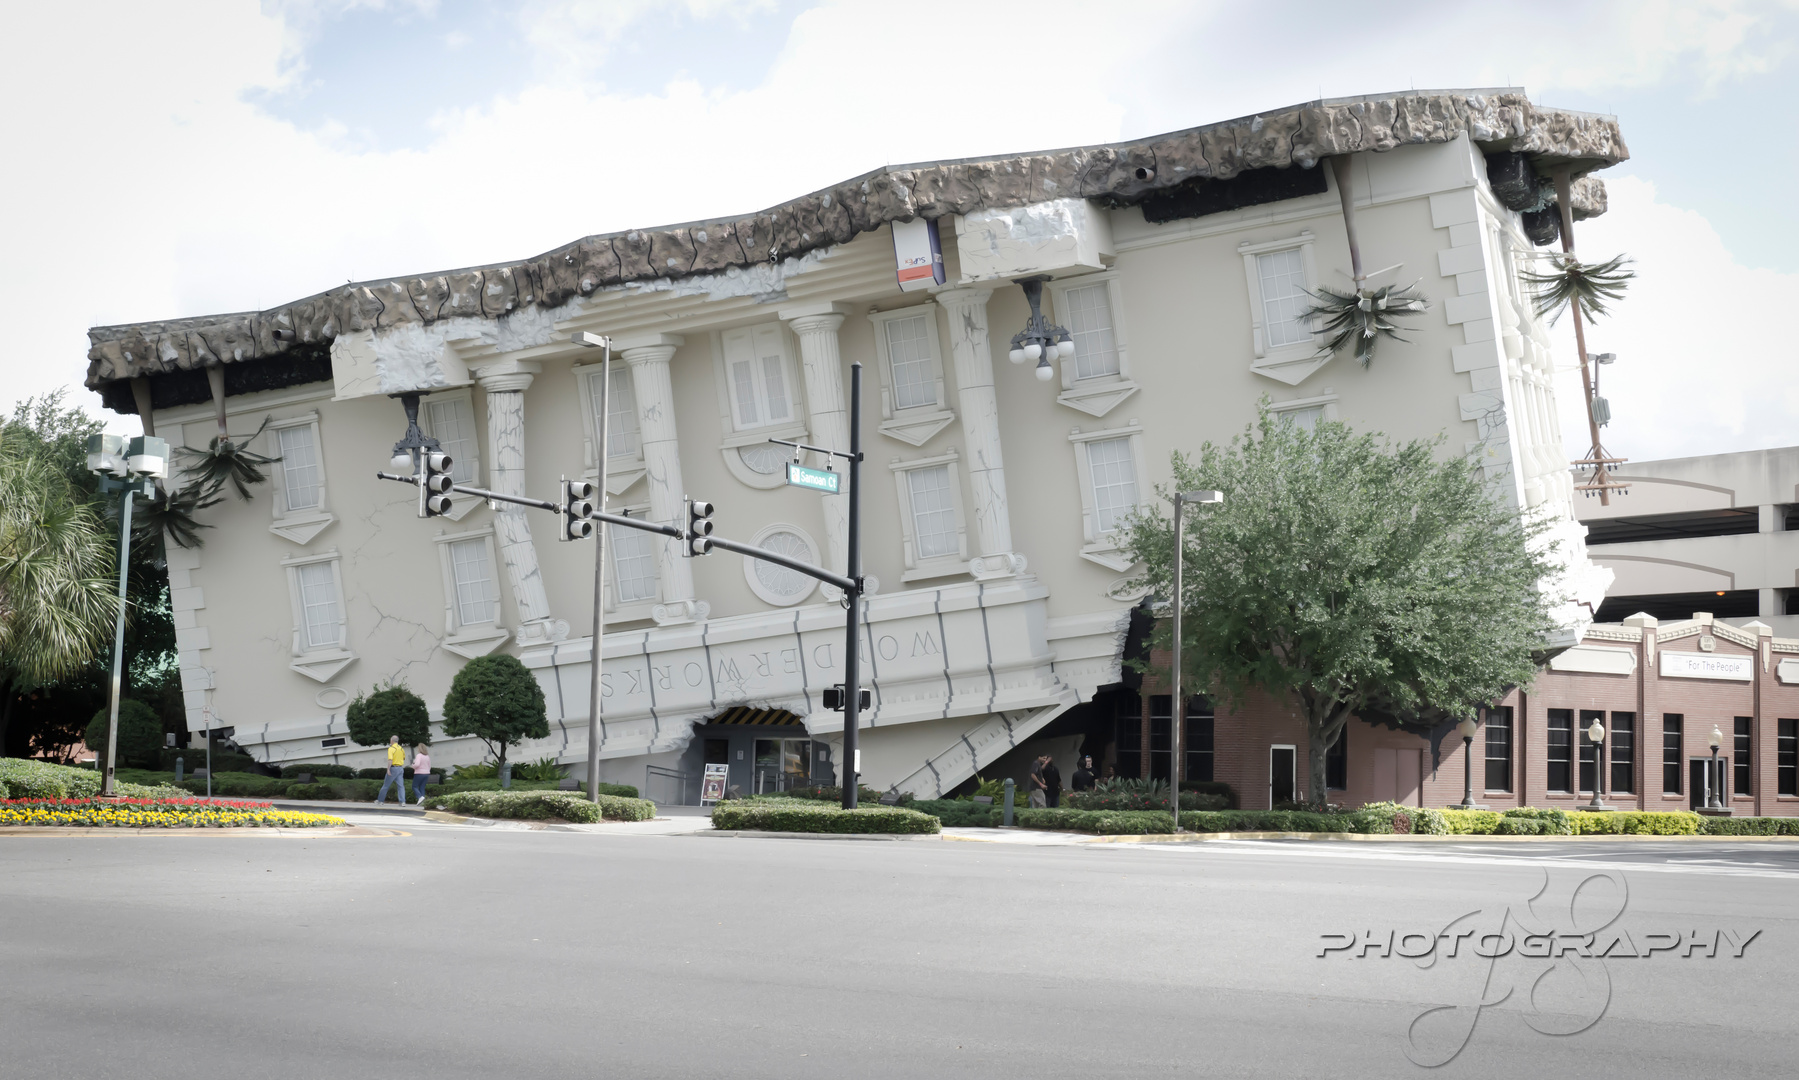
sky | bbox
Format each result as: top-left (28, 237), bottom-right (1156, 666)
top-left (3, 0), bottom-right (1796, 464)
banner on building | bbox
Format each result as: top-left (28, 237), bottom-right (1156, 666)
top-left (892, 218), bottom-right (944, 292)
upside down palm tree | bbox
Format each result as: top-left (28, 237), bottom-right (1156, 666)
top-left (1304, 156), bottom-right (1430, 367)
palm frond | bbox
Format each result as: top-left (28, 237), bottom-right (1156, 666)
top-left (0, 444), bottom-right (121, 683)
top-left (1303, 282), bottom-right (1430, 368)
top-left (1518, 253), bottom-right (1634, 324)
top-left (178, 415), bottom-right (281, 501)
top-left (133, 483), bottom-right (218, 552)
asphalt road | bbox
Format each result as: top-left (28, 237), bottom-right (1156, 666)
top-left (3, 820), bottom-right (1796, 1079)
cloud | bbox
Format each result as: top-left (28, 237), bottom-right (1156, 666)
top-left (1554, 175), bottom-right (1799, 463)
top-left (2, 0), bottom-right (1794, 466)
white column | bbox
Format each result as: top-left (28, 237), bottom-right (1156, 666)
top-left (476, 362), bottom-right (565, 645)
top-left (780, 303), bottom-right (852, 577)
top-left (620, 336), bottom-right (706, 625)
top-left (935, 287), bottom-right (1025, 578)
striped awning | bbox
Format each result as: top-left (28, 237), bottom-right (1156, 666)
top-left (707, 707), bottom-right (806, 727)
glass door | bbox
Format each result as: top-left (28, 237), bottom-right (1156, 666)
top-left (754, 737), bottom-right (814, 793)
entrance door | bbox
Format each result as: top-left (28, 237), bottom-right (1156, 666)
top-left (1690, 758), bottom-right (1727, 809)
top-left (754, 738), bottom-right (813, 793)
top-left (1270, 745), bottom-right (1296, 807)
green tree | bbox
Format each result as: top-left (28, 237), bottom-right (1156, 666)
top-left (346, 683), bottom-right (432, 749)
top-left (0, 426), bottom-right (121, 755)
top-left (83, 699), bottom-right (164, 770)
top-left (2, 393), bottom-right (180, 760)
top-left (1122, 409), bottom-right (1556, 808)
top-left (440, 654), bottom-right (547, 770)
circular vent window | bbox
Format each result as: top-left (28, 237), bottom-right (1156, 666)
top-left (738, 444), bottom-right (788, 476)
top-left (743, 526), bottom-right (819, 606)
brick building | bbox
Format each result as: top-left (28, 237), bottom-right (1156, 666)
top-left (1060, 611), bottom-right (1799, 814)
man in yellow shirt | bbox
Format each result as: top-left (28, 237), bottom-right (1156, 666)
top-left (374, 735), bottom-right (409, 805)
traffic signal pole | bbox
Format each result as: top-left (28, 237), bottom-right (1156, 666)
top-left (842, 363), bottom-right (864, 809)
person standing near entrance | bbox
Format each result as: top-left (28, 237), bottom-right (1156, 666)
top-left (1028, 756), bottom-right (1048, 808)
top-left (1043, 756), bottom-right (1063, 808)
top-left (375, 735), bottom-right (408, 805)
top-left (411, 744), bottom-right (432, 805)
top-left (1072, 755), bottom-right (1096, 793)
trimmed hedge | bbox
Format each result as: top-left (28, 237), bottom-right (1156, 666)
top-left (1063, 789), bottom-right (1229, 813)
top-left (711, 800), bottom-right (939, 834)
top-left (1700, 815), bottom-right (1799, 836)
top-left (278, 763), bottom-right (357, 780)
top-left (159, 747), bottom-right (258, 774)
top-left (908, 799), bottom-right (1002, 828)
top-left (1013, 808), bottom-right (1178, 834)
top-left (0, 758), bottom-right (185, 800)
top-left (427, 789), bottom-right (656, 823)
top-left (1569, 811), bottom-right (1701, 835)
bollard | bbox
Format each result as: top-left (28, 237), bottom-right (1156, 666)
top-left (500, 760), bottom-right (512, 790)
top-left (1003, 777), bottom-right (1015, 827)
top-left (174, 757), bottom-right (184, 783)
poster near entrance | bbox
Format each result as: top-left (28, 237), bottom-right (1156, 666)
top-left (701, 764), bottom-right (730, 805)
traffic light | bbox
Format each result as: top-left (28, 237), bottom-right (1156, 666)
top-left (561, 478), bottom-right (595, 541)
top-left (420, 451), bottom-right (454, 517)
top-left (822, 684), bottom-right (871, 712)
top-left (685, 497), bottom-right (714, 556)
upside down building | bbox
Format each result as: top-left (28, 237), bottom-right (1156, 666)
top-left (86, 89), bottom-right (1627, 806)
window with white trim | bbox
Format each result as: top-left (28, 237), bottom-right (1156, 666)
top-left (1238, 231), bottom-right (1324, 386)
top-left (588, 365), bottom-right (640, 459)
top-left (888, 450), bottom-right (969, 581)
top-left (1267, 391), bottom-right (1339, 432)
top-left (610, 519), bottom-right (659, 606)
top-left (1069, 423), bottom-right (1149, 572)
top-left (432, 529), bottom-right (509, 657)
top-left (268, 413), bottom-right (336, 545)
top-left (1256, 249), bottom-right (1312, 349)
top-left (423, 394), bottom-right (480, 484)
top-left (742, 524), bottom-right (820, 606)
top-left (447, 537), bottom-right (498, 626)
top-left (712, 326), bottom-right (809, 490)
top-left (281, 550), bottom-right (354, 681)
top-left (1045, 272), bottom-right (1137, 418)
top-left (722, 325), bottom-right (796, 430)
top-left (1062, 283), bottom-right (1121, 379)
top-left (869, 305), bottom-right (955, 447)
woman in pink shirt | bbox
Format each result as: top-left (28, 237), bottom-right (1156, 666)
top-left (411, 745), bottom-right (432, 805)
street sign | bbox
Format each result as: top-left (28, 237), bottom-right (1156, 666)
top-left (785, 462), bottom-right (840, 494)
top-left (701, 763), bottom-right (730, 804)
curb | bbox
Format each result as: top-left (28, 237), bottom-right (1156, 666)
top-left (700, 829), bottom-right (938, 841)
top-left (1053, 830), bottom-right (1799, 844)
top-left (0, 825), bottom-right (391, 838)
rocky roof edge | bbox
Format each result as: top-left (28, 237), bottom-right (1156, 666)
top-left (86, 88), bottom-right (1626, 390)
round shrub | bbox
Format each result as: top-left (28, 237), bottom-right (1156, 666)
top-left (441, 654), bottom-right (547, 770)
top-left (84, 700), bottom-right (164, 770)
top-left (345, 683), bottom-right (431, 749)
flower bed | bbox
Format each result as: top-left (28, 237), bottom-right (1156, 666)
top-left (0, 797), bottom-right (345, 829)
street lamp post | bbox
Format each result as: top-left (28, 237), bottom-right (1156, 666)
top-left (84, 434), bottom-right (169, 798)
top-left (1457, 715), bottom-right (1479, 809)
top-left (1168, 489), bottom-right (1222, 830)
top-left (1584, 716), bottom-right (1609, 810)
top-left (1707, 725), bottom-right (1725, 810)
top-left (571, 332), bottom-right (612, 805)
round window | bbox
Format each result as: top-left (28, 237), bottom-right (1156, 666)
top-left (743, 525), bottom-right (819, 606)
top-left (738, 444), bottom-right (788, 476)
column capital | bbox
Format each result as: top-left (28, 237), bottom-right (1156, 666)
top-left (778, 300), bottom-right (854, 325)
top-left (784, 311), bottom-right (847, 336)
top-left (620, 342), bottom-right (681, 366)
top-left (475, 360), bottom-right (541, 393)
top-left (932, 286), bottom-right (995, 311)
top-left (610, 332), bottom-right (685, 354)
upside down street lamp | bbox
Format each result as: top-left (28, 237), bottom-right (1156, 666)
top-left (1584, 715), bottom-right (1609, 810)
top-left (1006, 276), bottom-right (1075, 382)
top-left (84, 434), bottom-right (170, 798)
top-left (1457, 715), bottom-right (1479, 809)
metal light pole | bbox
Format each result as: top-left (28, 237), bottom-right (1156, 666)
top-left (572, 332), bottom-right (611, 804)
top-left (1584, 716), bottom-right (1609, 810)
top-left (1168, 489), bottom-right (1222, 830)
top-left (841, 363), bottom-right (865, 810)
top-left (1457, 715), bottom-right (1479, 809)
top-left (85, 435), bottom-right (168, 798)
top-left (1707, 725), bottom-right (1725, 810)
